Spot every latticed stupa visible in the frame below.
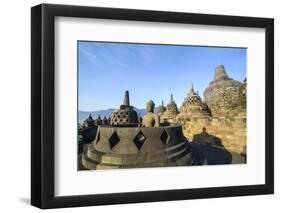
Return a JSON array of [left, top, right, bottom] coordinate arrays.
[[161, 94, 179, 122], [83, 114, 95, 128], [95, 115, 102, 125], [177, 83, 210, 120], [110, 90, 138, 125], [203, 65, 245, 117], [102, 116, 109, 125], [79, 114, 99, 151]]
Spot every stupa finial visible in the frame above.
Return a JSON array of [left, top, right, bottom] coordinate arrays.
[[214, 65, 229, 81], [89, 113, 93, 119], [123, 90, 130, 106], [170, 94, 174, 102], [190, 82, 194, 93]]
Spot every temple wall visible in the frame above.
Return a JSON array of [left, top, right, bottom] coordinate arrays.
[[179, 111, 246, 154], [174, 66, 247, 155]]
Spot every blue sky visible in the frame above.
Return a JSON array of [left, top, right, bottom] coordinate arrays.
[[78, 41, 246, 111]]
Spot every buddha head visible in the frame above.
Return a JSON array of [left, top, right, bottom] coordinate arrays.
[[146, 100, 155, 113]]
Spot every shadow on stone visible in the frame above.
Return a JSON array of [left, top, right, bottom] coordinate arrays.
[[78, 125, 98, 154], [191, 127, 233, 165]]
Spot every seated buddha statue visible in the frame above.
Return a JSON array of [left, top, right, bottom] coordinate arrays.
[[142, 100, 160, 127]]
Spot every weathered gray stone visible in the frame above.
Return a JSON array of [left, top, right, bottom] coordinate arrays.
[[81, 124, 195, 170], [110, 90, 139, 126]]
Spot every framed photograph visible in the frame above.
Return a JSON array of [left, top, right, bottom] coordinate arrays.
[[31, 3, 274, 209]]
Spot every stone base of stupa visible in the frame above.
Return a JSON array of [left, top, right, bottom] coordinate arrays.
[[80, 124, 198, 170]]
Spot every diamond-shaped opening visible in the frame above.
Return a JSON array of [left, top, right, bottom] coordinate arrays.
[[109, 132, 120, 149], [160, 130, 169, 145], [133, 131, 146, 150], [96, 131, 100, 144]]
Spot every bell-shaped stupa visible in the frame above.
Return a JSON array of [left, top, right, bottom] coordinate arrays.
[[83, 114, 95, 128], [177, 83, 210, 120], [160, 94, 179, 123], [110, 90, 138, 125], [157, 100, 166, 116], [203, 65, 245, 117]]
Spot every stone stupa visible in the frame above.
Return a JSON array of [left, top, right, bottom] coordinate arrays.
[[81, 91, 198, 170], [157, 100, 166, 116], [160, 94, 179, 123], [177, 83, 210, 120], [203, 65, 245, 117], [83, 114, 95, 128], [110, 90, 138, 126]]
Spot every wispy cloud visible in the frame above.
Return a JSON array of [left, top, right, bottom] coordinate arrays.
[[79, 42, 158, 71], [80, 47, 99, 64], [78, 42, 247, 111]]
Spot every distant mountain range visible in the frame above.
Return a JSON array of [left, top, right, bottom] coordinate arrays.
[[79, 107, 156, 123]]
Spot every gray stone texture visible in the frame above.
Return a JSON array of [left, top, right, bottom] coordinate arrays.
[[81, 125, 194, 170]]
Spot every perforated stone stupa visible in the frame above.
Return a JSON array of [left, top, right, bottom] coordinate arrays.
[[110, 90, 138, 126], [203, 65, 245, 117], [82, 114, 95, 128], [161, 94, 179, 123], [157, 100, 166, 116], [177, 83, 210, 120]]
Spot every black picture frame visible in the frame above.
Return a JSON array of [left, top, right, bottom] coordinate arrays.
[[31, 3, 274, 209]]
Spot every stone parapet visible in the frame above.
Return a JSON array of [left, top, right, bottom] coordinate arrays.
[[181, 112, 246, 154], [81, 124, 197, 170]]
